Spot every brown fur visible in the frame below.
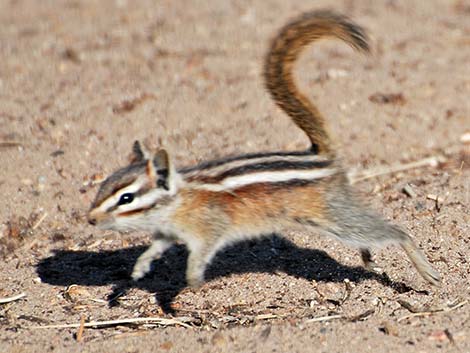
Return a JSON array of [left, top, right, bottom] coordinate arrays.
[[173, 180, 331, 233]]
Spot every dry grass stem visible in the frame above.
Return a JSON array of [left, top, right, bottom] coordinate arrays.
[[0, 141, 23, 148], [349, 155, 446, 184], [32, 212, 48, 230], [76, 315, 86, 342], [29, 316, 196, 329], [397, 300, 468, 323], [0, 292, 26, 304], [255, 314, 278, 320], [305, 314, 343, 323]]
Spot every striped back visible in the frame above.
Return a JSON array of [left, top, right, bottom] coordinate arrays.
[[180, 151, 337, 191]]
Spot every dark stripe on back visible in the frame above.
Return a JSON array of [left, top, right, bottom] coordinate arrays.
[[234, 177, 328, 192], [213, 159, 333, 182], [179, 149, 316, 174]]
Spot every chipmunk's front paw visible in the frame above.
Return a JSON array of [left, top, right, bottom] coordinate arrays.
[[131, 268, 146, 281], [131, 260, 152, 281], [186, 274, 204, 289]]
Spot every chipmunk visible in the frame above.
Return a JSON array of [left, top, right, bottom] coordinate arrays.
[[87, 10, 440, 288]]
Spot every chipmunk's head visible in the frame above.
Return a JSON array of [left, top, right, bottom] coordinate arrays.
[[87, 141, 181, 232]]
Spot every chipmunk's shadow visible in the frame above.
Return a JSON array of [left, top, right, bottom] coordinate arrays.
[[36, 235, 408, 313]]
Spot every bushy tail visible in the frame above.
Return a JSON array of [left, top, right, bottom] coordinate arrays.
[[264, 10, 369, 157]]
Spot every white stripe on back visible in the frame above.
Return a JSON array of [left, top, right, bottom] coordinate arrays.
[[182, 154, 330, 179], [193, 168, 337, 191]]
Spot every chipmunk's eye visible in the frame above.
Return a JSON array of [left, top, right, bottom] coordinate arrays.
[[118, 193, 134, 205]]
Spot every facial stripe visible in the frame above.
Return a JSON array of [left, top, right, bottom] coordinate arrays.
[[92, 178, 136, 208], [90, 160, 149, 208], [110, 187, 165, 212], [117, 193, 175, 216], [194, 168, 337, 191], [95, 176, 149, 212], [118, 203, 157, 217]]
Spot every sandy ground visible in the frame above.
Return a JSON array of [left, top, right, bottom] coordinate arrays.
[[1, 0, 469, 352]]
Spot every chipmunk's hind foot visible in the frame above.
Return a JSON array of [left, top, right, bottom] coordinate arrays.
[[400, 240, 441, 286]]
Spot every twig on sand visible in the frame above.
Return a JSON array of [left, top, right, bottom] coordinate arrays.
[[29, 316, 197, 330], [397, 300, 468, 323], [255, 314, 278, 321], [76, 315, 86, 342], [305, 314, 343, 323], [349, 155, 446, 184], [0, 292, 26, 304], [0, 141, 23, 148], [32, 212, 48, 230], [347, 309, 375, 322], [305, 308, 375, 324]]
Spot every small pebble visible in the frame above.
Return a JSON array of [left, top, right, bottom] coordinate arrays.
[[402, 183, 417, 198]]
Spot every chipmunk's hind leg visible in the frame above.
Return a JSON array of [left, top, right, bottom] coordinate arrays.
[[364, 222, 440, 286], [185, 239, 218, 288], [345, 215, 440, 285], [326, 186, 440, 285], [354, 221, 440, 285]]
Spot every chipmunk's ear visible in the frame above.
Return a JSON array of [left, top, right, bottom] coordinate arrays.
[[153, 149, 170, 170], [152, 149, 176, 191], [130, 140, 151, 163]]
